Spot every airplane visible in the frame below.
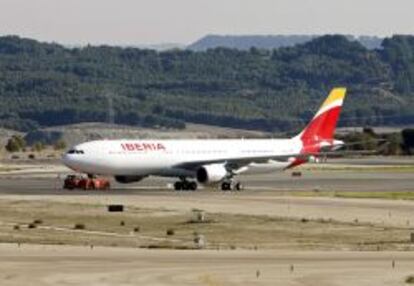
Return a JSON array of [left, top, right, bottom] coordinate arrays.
[[62, 87, 347, 191]]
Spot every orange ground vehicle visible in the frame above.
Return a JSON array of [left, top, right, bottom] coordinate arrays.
[[63, 175, 111, 190]]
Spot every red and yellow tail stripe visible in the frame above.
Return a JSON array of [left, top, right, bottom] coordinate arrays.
[[287, 88, 347, 169], [313, 88, 346, 119], [300, 88, 347, 144]]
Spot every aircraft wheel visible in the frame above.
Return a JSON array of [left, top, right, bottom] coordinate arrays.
[[189, 181, 198, 191], [182, 181, 190, 191], [235, 182, 243, 191], [221, 182, 231, 191], [174, 181, 183, 191]]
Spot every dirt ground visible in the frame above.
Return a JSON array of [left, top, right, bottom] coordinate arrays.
[[0, 157, 414, 285], [0, 244, 413, 286], [0, 198, 413, 251]]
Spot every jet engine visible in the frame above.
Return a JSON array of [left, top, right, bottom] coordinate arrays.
[[196, 164, 228, 184], [114, 175, 145, 184]]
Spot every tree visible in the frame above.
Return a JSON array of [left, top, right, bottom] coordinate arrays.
[[5, 135, 26, 152], [0, 35, 414, 132], [54, 139, 67, 150], [13, 135, 26, 149], [5, 138, 20, 152], [33, 142, 45, 152]]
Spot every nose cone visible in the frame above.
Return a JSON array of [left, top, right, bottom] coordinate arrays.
[[62, 145, 86, 172], [62, 153, 69, 166], [62, 153, 79, 172]]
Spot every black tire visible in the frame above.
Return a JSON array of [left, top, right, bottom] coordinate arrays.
[[189, 182, 198, 191], [221, 182, 230, 191], [182, 181, 190, 191], [235, 182, 243, 191], [174, 181, 183, 191]]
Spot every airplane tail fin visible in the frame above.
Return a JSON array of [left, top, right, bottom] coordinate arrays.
[[296, 88, 347, 148]]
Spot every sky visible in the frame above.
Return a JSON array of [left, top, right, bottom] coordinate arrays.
[[0, 0, 412, 46]]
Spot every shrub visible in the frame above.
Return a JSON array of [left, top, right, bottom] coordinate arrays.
[[5, 135, 26, 153], [406, 276, 414, 284], [166, 228, 175, 236], [5, 138, 20, 152], [54, 139, 67, 150], [74, 223, 85, 230], [33, 142, 45, 152], [27, 223, 36, 229]]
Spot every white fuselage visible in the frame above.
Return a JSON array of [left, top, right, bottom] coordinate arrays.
[[61, 88, 347, 184], [62, 138, 304, 178]]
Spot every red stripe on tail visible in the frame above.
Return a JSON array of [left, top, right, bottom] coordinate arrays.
[[286, 88, 346, 169], [301, 106, 342, 147]]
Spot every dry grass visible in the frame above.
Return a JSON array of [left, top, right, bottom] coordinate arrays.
[[291, 190, 414, 201], [0, 199, 412, 251]]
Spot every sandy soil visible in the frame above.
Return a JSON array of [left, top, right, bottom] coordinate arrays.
[[0, 158, 413, 285], [1, 197, 412, 251], [0, 244, 413, 286], [4, 191, 413, 228]]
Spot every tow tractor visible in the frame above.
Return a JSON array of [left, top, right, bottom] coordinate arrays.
[[63, 175, 111, 190]]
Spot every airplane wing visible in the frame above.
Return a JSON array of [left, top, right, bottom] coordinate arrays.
[[173, 153, 309, 171], [174, 143, 385, 171]]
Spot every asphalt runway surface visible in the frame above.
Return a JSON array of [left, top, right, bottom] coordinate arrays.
[[1, 161, 414, 228], [1, 156, 413, 195], [0, 168, 413, 195]]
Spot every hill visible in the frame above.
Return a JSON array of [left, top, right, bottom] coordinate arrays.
[[0, 34, 414, 133], [26, 123, 269, 147], [187, 35, 383, 51]]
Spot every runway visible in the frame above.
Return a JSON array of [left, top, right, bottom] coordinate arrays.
[[0, 167, 413, 195], [1, 159, 414, 226]]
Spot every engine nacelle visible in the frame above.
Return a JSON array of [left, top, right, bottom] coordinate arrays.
[[196, 164, 228, 184], [114, 175, 145, 184]]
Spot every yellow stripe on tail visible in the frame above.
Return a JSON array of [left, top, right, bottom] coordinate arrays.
[[320, 88, 347, 110]]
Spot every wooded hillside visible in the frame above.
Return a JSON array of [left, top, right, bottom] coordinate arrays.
[[0, 35, 413, 132]]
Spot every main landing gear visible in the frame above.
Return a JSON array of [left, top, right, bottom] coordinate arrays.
[[173, 178, 243, 192], [174, 179, 198, 191], [220, 180, 243, 191]]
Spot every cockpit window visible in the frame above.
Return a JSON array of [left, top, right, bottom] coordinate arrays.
[[67, 149, 84, 154]]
